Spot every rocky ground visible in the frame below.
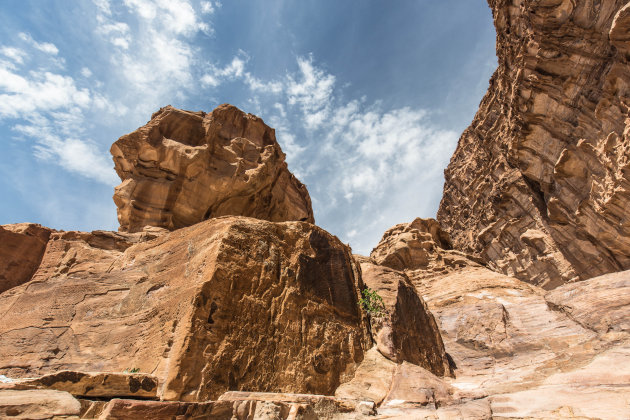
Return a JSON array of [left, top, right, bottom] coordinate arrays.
[[1, 0, 630, 418]]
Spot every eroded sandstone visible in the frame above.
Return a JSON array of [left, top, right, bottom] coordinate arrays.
[[438, 0, 630, 288], [111, 104, 314, 232], [356, 218, 630, 418], [0, 217, 370, 401]]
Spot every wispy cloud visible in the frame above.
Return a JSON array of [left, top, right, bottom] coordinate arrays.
[[18, 32, 59, 55], [198, 53, 457, 253], [286, 56, 336, 130]]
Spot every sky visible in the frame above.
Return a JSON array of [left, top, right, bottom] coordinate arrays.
[[0, 0, 496, 255]]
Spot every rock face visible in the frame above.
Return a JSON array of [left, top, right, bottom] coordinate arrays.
[[0, 217, 369, 401], [356, 257, 451, 376], [346, 218, 630, 418], [111, 104, 314, 232], [438, 0, 630, 288], [0, 223, 51, 294]]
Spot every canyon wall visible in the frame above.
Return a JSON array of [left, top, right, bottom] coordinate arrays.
[[438, 0, 630, 288]]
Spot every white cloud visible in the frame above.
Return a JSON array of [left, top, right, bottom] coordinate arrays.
[[13, 115, 117, 185], [286, 56, 335, 130], [0, 68, 91, 118], [200, 1, 215, 14], [245, 73, 283, 94], [18, 33, 59, 55], [200, 73, 220, 87], [219, 55, 458, 254], [80, 67, 93, 78], [92, 0, 211, 118], [0, 47, 27, 64]]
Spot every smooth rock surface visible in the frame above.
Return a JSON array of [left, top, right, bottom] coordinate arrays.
[[0, 217, 370, 401], [350, 219, 630, 418], [111, 104, 314, 232], [438, 0, 630, 288], [412, 265, 630, 419], [0, 389, 81, 419], [95, 398, 234, 420]]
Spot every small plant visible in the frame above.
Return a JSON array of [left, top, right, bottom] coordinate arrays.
[[123, 368, 140, 373], [359, 287, 385, 317]]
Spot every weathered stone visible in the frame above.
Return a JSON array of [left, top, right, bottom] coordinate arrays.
[[334, 347, 397, 406], [545, 269, 630, 334], [0, 223, 51, 294], [0, 389, 81, 419], [0, 371, 158, 400], [96, 399, 234, 420], [370, 218, 482, 276], [0, 217, 369, 401], [438, 0, 630, 288], [218, 391, 367, 416], [111, 104, 314, 232], [357, 258, 451, 376], [335, 347, 456, 412], [412, 265, 630, 418]]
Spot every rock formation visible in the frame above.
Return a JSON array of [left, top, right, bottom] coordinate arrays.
[[0, 217, 370, 401], [356, 217, 630, 418], [438, 0, 630, 288], [355, 256, 452, 377], [111, 104, 314, 232]]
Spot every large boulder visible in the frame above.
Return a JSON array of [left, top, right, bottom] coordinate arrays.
[[0, 217, 370, 401], [111, 104, 314, 232], [438, 0, 630, 288]]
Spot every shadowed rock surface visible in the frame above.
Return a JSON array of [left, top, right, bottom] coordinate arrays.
[[438, 0, 630, 288], [111, 104, 314, 233], [0, 217, 370, 402], [0, 223, 51, 294]]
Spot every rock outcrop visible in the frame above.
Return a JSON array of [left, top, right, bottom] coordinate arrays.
[[111, 104, 314, 232], [355, 257, 451, 377], [0, 217, 370, 401], [438, 0, 630, 288]]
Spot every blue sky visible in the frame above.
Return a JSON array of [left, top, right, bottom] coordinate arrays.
[[0, 0, 496, 255]]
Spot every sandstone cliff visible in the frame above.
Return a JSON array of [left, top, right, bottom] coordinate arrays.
[[111, 104, 314, 232], [438, 0, 630, 288]]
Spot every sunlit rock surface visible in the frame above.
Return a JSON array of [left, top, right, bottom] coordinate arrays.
[[438, 0, 630, 288], [111, 104, 314, 232], [0, 217, 370, 402], [354, 217, 630, 419]]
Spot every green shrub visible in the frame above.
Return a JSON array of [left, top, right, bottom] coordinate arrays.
[[359, 287, 385, 317]]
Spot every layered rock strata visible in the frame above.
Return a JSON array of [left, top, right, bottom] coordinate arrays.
[[438, 0, 630, 288], [360, 218, 630, 418], [111, 104, 314, 232], [0, 217, 370, 401]]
